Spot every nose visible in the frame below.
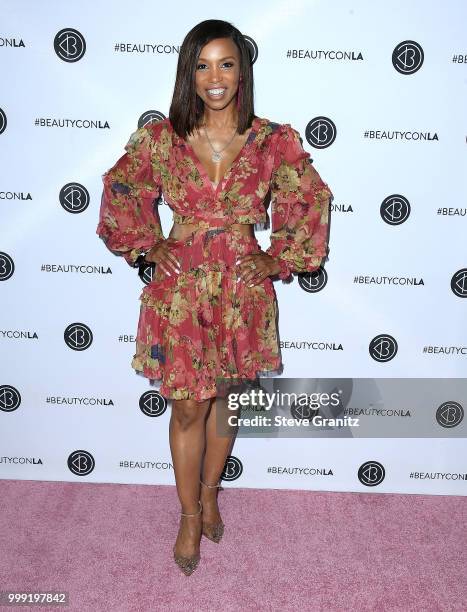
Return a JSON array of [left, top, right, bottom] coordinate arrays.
[[209, 66, 222, 83]]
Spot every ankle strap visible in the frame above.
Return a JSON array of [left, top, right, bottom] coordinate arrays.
[[180, 500, 202, 517], [200, 479, 222, 489]]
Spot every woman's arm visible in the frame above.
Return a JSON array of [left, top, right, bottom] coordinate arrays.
[[96, 125, 165, 267], [266, 123, 333, 281]]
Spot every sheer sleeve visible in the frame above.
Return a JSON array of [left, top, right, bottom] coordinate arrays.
[[96, 125, 164, 267], [265, 123, 333, 281]]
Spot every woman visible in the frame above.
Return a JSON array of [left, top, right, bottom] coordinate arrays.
[[96, 19, 333, 575]]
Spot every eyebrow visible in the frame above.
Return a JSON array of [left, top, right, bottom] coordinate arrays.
[[197, 55, 236, 62]]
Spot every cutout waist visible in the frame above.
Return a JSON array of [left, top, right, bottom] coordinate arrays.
[[169, 213, 255, 241]]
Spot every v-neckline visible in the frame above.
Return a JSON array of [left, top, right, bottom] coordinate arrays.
[[171, 116, 260, 195]]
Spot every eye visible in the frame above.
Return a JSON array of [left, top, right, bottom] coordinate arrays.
[[196, 61, 235, 70]]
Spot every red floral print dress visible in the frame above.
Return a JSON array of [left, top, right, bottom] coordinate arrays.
[[96, 116, 333, 401]]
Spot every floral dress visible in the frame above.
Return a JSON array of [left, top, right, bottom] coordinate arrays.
[[96, 116, 333, 401]]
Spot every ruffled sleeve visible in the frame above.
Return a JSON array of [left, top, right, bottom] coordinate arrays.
[[96, 125, 164, 267], [265, 123, 333, 281]]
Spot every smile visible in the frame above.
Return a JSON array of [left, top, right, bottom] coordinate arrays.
[[206, 88, 226, 97]]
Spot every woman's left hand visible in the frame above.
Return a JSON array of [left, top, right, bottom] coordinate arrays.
[[236, 252, 281, 287]]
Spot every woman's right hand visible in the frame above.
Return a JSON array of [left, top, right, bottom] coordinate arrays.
[[145, 238, 181, 276]]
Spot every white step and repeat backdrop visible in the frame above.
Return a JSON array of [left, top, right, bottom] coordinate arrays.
[[1, 0, 466, 495]]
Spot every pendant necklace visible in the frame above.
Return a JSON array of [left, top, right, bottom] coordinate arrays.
[[202, 123, 238, 162]]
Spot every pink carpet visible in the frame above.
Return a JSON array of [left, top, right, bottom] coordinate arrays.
[[0, 480, 465, 611]]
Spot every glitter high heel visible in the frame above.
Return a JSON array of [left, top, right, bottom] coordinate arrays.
[[172, 500, 202, 576], [200, 479, 225, 543]]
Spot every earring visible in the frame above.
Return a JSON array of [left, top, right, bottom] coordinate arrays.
[[236, 76, 243, 111]]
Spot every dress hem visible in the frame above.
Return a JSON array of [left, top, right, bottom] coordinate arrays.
[[131, 362, 284, 402]]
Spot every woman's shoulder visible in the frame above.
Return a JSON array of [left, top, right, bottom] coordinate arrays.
[[127, 118, 172, 154], [254, 117, 302, 158], [255, 115, 299, 140], [145, 116, 171, 138], [255, 115, 281, 133], [125, 118, 169, 148]]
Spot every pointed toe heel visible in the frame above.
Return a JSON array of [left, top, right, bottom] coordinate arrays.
[[173, 500, 202, 576], [202, 520, 225, 543], [173, 546, 201, 576]]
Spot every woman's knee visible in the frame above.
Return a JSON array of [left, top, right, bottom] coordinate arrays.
[[171, 398, 210, 430]]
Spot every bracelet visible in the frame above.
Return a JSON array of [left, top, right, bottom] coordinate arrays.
[[132, 238, 165, 268]]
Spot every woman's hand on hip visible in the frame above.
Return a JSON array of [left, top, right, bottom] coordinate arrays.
[[236, 252, 281, 287], [145, 238, 181, 276]]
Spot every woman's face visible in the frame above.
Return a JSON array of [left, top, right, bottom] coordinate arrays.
[[195, 37, 241, 113]]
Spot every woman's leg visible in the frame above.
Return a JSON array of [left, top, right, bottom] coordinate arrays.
[[201, 396, 238, 525], [170, 398, 211, 558]]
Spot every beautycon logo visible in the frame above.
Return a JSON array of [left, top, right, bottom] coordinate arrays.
[[380, 194, 411, 225], [305, 117, 336, 149], [392, 40, 424, 75], [436, 401, 464, 428], [358, 460, 385, 486], [297, 267, 328, 293], [369, 334, 398, 362], [64, 323, 93, 351], [68, 450, 95, 476], [139, 391, 167, 417], [221, 456, 243, 482], [59, 183, 90, 213], [54, 28, 86, 62]]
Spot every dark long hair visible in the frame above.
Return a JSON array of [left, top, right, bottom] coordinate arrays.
[[169, 19, 255, 138]]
